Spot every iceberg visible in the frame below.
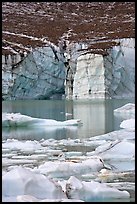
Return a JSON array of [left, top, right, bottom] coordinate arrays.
[[114, 103, 135, 119], [2, 103, 135, 202], [16, 195, 84, 202], [2, 166, 132, 202], [2, 112, 82, 127], [114, 103, 135, 114], [2, 166, 66, 200], [66, 176, 130, 202], [89, 140, 135, 161], [37, 156, 105, 178], [120, 118, 135, 130], [86, 128, 135, 141]]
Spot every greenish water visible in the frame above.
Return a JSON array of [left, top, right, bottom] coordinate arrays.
[[2, 98, 135, 202], [2, 98, 135, 140]]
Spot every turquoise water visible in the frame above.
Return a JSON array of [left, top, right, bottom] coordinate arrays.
[[2, 98, 134, 140], [2, 98, 135, 202]]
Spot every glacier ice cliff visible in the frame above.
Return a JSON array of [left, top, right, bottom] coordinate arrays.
[[73, 38, 135, 99], [2, 38, 135, 100], [2, 46, 65, 100]]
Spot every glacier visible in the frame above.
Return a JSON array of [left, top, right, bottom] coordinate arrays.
[[2, 38, 135, 100]]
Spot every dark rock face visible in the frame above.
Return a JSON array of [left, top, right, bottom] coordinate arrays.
[[2, 2, 135, 54]]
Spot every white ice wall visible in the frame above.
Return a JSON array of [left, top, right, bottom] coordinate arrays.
[[73, 53, 106, 99], [73, 38, 135, 99]]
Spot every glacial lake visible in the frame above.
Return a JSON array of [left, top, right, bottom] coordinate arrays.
[[2, 98, 135, 141], [2, 98, 135, 202]]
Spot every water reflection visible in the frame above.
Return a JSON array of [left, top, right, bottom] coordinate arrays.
[[2, 126, 78, 141], [73, 99, 114, 138], [2, 98, 134, 140]]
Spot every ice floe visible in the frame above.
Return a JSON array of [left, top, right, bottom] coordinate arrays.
[[114, 103, 135, 120], [114, 103, 135, 115], [2, 166, 67, 200], [2, 139, 42, 151], [2, 166, 130, 202], [35, 156, 105, 178], [16, 195, 84, 202], [88, 140, 135, 161], [120, 118, 135, 130], [96, 169, 135, 183], [85, 128, 135, 141], [65, 176, 130, 202], [2, 112, 82, 127], [2, 103, 135, 202]]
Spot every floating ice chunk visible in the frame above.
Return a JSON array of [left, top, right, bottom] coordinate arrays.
[[16, 195, 84, 202], [90, 140, 135, 160], [2, 166, 66, 199], [114, 103, 135, 119], [66, 176, 130, 202], [65, 151, 83, 158], [37, 156, 104, 178], [2, 195, 17, 202], [65, 112, 73, 116], [2, 112, 36, 127], [2, 157, 37, 167], [107, 160, 135, 172], [2, 139, 41, 152], [36, 118, 82, 126], [120, 118, 135, 130], [97, 169, 135, 183], [92, 140, 120, 154], [87, 129, 135, 141], [16, 195, 40, 202], [2, 112, 82, 127], [106, 181, 135, 193], [114, 103, 135, 114]]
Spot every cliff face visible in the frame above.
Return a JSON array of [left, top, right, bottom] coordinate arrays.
[[7, 46, 65, 100], [2, 2, 135, 100], [2, 38, 135, 100], [106, 38, 135, 99], [73, 38, 135, 99]]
